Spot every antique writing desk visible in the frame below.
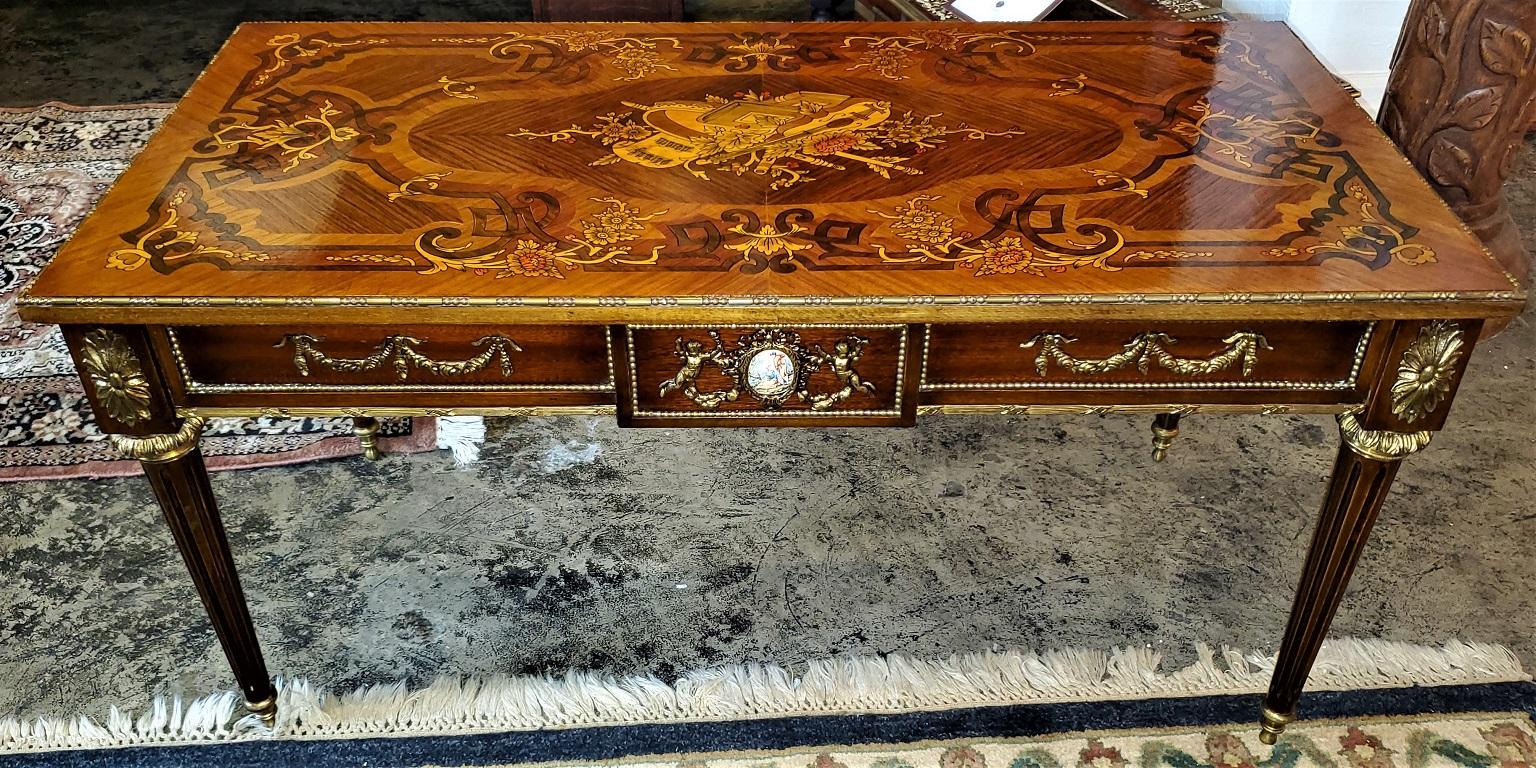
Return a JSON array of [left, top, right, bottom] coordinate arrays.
[[19, 21, 1525, 740]]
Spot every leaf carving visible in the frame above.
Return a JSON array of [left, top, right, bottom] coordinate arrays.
[[1427, 135, 1474, 188], [1444, 86, 1503, 130], [1480, 18, 1533, 76], [1417, 2, 1448, 55]]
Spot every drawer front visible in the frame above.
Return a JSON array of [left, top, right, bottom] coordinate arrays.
[[922, 322, 1376, 401], [618, 325, 917, 426], [167, 325, 612, 393]]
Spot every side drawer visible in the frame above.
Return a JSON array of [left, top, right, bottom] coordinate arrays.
[[617, 324, 918, 427], [164, 325, 612, 394], [921, 321, 1378, 406]]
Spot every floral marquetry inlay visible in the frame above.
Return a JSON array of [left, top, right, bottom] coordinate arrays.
[[510, 90, 1025, 190]]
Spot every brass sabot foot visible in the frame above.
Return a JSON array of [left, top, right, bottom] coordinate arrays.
[[1258, 705, 1294, 745], [352, 416, 382, 461], [246, 694, 278, 727], [1151, 413, 1180, 462]]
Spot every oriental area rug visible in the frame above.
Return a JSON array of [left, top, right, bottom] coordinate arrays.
[[0, 640, 1532, 767], [0, 103, 454, 480]]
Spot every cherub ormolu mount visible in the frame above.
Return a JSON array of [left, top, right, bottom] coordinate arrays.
[[660, 329, 876, 410]]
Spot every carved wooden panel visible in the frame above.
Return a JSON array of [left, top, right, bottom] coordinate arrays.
[[1380, 0, 1536, 287]]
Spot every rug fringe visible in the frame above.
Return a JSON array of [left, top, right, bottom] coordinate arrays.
[[435, 415, 486, 466], [1, 638, 1525, 753]]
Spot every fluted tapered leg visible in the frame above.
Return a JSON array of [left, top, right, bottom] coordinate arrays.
[[132, 429, 277, 724], [1259, 413, 1428, 743]]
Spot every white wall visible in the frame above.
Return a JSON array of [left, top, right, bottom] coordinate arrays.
[[1224, 0, 1413, 114]]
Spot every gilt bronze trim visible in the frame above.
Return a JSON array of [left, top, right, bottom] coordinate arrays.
[[1336, 411, 1432, 461], [916, 403, 1355, 416], [19, 289, 1526, 312], [1022, 331, 1272, 377], [78, 328, 154, 425], [279, 333, 522, 379], [178, 406, 617, 419], [1390, 320, 1465, 423], [108, 416, 207, 464]]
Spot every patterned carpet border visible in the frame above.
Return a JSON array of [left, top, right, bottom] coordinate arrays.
[[0, 101, 443, 480], [0, 681, 1531, 768]]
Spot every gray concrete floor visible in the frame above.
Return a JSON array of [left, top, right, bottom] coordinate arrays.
[[0, 1, 1532, 721]]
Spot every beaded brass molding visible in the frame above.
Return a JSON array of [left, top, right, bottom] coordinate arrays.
[[179, 403, 1358, 420], [109, 416, 207, 463], [281, 333, 521, 379], [627, 324, 907, 418], [1022, 331, 1271, 377], [915, 403, 1358, 416], [18, 289, 1526, 312], [1336, 411, 1432, 461], [165, 328, 616, 393], [1390, 320, 1465, 424], [78, 328, 154, 425], [179, 406, 617, 419], [920, 324, 1375, 391]]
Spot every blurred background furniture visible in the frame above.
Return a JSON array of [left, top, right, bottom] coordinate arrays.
[[533, 0, 685, 20]]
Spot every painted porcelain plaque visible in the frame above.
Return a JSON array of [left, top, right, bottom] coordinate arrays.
[[745, 349, 797, 400]]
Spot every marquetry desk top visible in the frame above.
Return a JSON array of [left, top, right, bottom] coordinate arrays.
[[18, 21, 1525, 326]]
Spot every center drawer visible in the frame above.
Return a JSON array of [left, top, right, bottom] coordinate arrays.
[[615, 324, 919, 427]]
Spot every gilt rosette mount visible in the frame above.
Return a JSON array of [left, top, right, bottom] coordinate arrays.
[[659, 329, 877, 411]]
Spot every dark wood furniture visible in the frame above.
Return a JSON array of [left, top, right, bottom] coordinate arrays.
[[1381, 0, 1536, 289], [20, 21, 1524, 741]]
